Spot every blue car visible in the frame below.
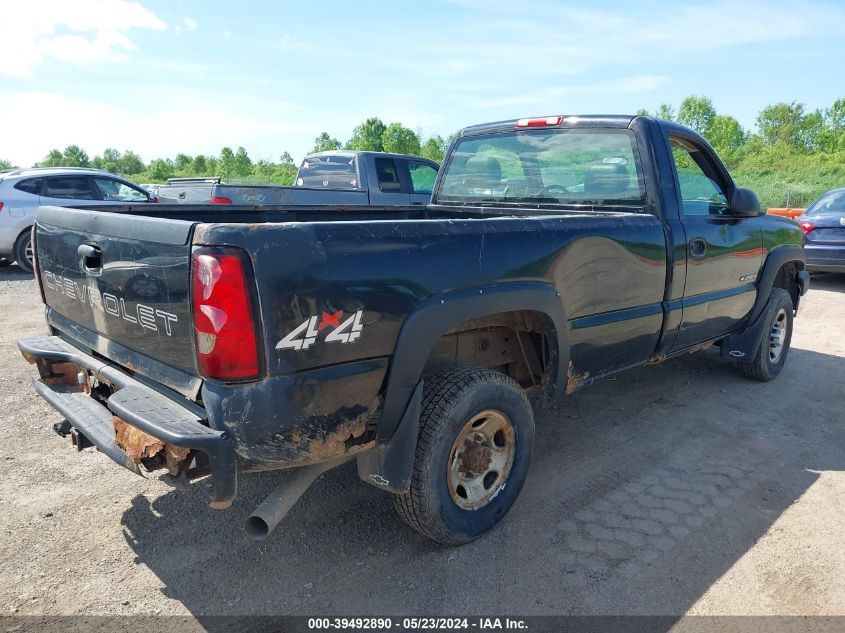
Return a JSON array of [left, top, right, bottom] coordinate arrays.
[[798, 188, 845, 273]]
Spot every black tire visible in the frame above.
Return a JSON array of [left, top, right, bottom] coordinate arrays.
[[739, 287, 793, 381], [0, 258, 11, 268], [393, 367, 535, 544], [14, 231, 33, 273]]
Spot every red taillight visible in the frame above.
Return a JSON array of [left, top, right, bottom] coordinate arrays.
[[211, 196, 232, 205], [515, 116, 563, 128], [799, 221, 814, 234], [191, 248, 260, 380], [0, 202, 4, 213]]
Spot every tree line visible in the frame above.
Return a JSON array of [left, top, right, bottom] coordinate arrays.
[[0, 117, 447, 187], [2, 101, 843, 208]]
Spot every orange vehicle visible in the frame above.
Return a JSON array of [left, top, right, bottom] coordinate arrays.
[[767, 207, 805, 219]]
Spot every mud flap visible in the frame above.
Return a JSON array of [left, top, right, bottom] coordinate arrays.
[[356, 380, 423, 493], [720, 296, 777, 361]]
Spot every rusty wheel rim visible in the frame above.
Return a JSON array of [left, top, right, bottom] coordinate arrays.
[[447, 409, 516, 510]]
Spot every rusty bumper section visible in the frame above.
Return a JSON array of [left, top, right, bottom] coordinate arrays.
[[18, 335, 237, 509]]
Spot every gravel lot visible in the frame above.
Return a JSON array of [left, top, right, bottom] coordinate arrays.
[[1, 265, 843, 622]]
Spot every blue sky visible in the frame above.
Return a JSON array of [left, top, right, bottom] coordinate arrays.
[[1, 0, 844, 167]]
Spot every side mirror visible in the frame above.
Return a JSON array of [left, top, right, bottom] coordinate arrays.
[[729, 187, 761, 217]]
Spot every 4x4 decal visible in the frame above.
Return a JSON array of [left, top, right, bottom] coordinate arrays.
[[276, 310, 364, 351]]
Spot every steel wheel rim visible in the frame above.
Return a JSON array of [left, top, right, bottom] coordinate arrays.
[[24, 240, 34, 267], [447, 409, 516, 510], [768, 307, 788, 364]]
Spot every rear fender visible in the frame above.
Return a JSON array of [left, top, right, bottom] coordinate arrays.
[[362, 281, 567, 493], [378, 281, 567, 442], [748, 245, 805, 322]]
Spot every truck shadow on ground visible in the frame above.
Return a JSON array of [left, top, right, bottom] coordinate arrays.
[[121, 346, 845, 623], [0, 264, 32, 279], [808, 272, 845, 293]]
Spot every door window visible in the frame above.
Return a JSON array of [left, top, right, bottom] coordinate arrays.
[[669, 138, 729, 216], [375, 158, 402, 192], [408, 161, 438, 194], [43, 176, 96, 200], [94, 178, 149, 202]]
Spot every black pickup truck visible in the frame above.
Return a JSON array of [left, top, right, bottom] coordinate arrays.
[[19, 115, 808, 545]]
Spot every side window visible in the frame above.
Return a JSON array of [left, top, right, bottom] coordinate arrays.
[[43, 176, 96, 200], [670, 138, 729, 216], [375, 158, 401, 192], [94, 178, 149, 202], [14, 178, 43, 195], [408, 161, 438, 194]]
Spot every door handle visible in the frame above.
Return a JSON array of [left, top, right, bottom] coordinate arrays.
[[689, 238, 707, 258], [78, 243, 102, 273]]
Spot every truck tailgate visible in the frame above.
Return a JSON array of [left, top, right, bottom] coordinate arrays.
[[36, 206, 198, 376]]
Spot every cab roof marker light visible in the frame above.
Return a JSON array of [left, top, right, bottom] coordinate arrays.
[[515, 116, 563, 128]]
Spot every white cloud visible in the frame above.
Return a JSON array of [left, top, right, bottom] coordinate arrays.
[[183, 17, 198, 31], [0, 0, 166, 76]]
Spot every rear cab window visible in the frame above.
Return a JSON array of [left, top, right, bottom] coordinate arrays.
[[437, 128, 646, 208], [296, 155, 359, 189], [375, 158, 402, 192]]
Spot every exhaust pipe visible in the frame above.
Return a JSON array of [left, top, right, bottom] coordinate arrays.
[[245, 456, 351, 540]]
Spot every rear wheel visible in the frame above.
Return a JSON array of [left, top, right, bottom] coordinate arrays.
[[739, 287, 793, 381], [393, 367, 535, 544], [14, 231, 33, 273]]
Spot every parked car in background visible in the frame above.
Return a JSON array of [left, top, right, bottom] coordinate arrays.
[[0, 167, 155, 272], [797, 188, 845, 273], [154, 151, 439, 206]]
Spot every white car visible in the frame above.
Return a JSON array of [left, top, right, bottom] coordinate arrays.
[[0, 167, 155, 272]]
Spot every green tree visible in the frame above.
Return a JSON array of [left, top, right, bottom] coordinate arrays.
[[148, 158, 174, 182], [312, 133, 342, 153], [189, 154, 208, 175], [655, 103, 675, 121], [382, 123, 420, 155], [0, 158, 13, 169], [677, 96, 716, 135], [174, 153, 192, 171], [705, 115, 746, 157], [61, 144, 90, 167], [219, 147, 235, 178], [98, 147, 121, 173], [828, 98, 845, 129], [421, 135, 447, 162], [756, 102, 805, 147], [40, 149, 64, 167], [119, 150, 145, 175], [799, 109, 826, 151], [347, 117, 386, 151], [273, 151, 298, 185], [232, 146, 252, 177]]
